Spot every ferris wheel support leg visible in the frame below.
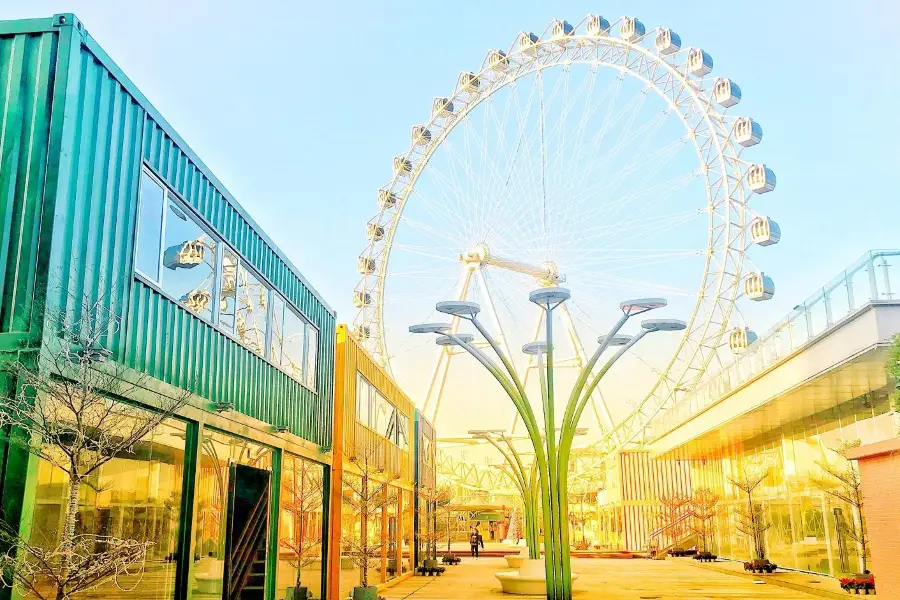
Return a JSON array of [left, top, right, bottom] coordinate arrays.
[[423, 266, 474, 423], [558, 303, 620, 442], [509, 310, 545, 435], [475, 269, 519, 376]]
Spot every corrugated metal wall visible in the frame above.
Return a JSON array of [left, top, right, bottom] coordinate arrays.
[[618, 451, 694, 550], [334, 324, 416, 485], [0, 28, 57, 339], [22, 16, 334, 446]]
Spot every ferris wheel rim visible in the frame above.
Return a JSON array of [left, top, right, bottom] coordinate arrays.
[[356, 17, 758, 438]]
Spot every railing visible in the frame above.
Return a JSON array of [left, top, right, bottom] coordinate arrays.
[[648, 249, 900, 440]]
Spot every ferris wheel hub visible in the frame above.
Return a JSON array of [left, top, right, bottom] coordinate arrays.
[[459, 243, 565, 284]]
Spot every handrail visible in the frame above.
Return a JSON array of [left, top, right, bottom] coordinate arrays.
[[649, 249, 900, 440]]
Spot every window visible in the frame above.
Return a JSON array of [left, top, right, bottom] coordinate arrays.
[[134, 167, 318, 389], [235, 264, 269, 356], [373, 392, 390, 436], [305, 325, 318, 388], [272, 292, 318, 387], [219, 248, 238, 334], [161, 201, 217, 321], [135, 172, 165, 278], [355, 373, 408, 448], [356, 373, 371, 426], [136, 170, 218, 322]]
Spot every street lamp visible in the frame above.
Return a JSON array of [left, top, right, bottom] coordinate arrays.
[[411, 288, 684, 600]]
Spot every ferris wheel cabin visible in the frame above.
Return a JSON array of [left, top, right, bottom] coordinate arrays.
[[488, 49, 509, 71], [728, 327, 759, 353], [393, 156, 412, 177], [620, 17, 646, 42], [353, 291, 373, 308], [586, 14, 611, 36], [412, 125, 432, 146], [734, 117, 763, 147], [655, 28, 681, 55], [551, 19, 574, 43], [687, 48, 713, 76], [358, 256, 376, 275], [366, 223, 385, 242], [378, 189, 398, 209], [745, 273, 775, 301], [748, 164, 777, 194], [431, 97, 454, 119], [518, 31, 539, 53], [458, 72, 480, 93], [714, 78, 741, 108], [750, 217, 781, 246]]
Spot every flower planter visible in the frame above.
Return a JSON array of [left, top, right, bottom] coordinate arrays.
[[693, 552, 717, 563], [743, 559, 777, 574], [352, 586, 378, 600], [839, 575, 875, 594]]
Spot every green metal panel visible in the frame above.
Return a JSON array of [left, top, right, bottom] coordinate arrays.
[[0, 13, 335, 445], [0, 29, 58, 337]]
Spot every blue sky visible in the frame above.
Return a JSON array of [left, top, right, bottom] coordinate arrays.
[[5, 0, 898, 325], [4, 1, 900, 435]]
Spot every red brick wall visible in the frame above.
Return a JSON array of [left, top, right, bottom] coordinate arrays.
[[857, 452, 900, 599]]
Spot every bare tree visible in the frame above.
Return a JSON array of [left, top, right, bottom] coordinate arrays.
[[656, 492, 691, 547], [728, 465, 771, 561], [342, 445, 396, 590], [280, 459, 325, 599], [0, 297, 191, 600], [812, 439, 870, 573], [691, 488, 720, 553], [417, 484, 452, 561]]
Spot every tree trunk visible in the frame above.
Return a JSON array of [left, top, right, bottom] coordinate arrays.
[[360, 476, 368, 588], [57, 475, 83, 600]]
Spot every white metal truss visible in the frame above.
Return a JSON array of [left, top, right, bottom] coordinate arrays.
[[354, 14, 778, 462]]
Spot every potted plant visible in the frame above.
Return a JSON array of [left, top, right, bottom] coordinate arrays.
[[280, 458, 324, 600], [840, 574, 875, 594], [691, 488, 720, 564], [417, 484, 451, 574], [343, 446, 396, 600]]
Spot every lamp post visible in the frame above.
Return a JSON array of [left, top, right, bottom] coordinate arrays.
[[411, 289, 684, 600]]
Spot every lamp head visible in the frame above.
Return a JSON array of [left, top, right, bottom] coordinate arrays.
[[436, 300, 481, 318], [529, 287, 571, 308], [641, 318, 687, 332], [573, 427, 589, 436], [522, 341, 548, 355], [409, 323, 451, 334], [620, 298, 667, 315], [597, 333, 632, 346], [436, 333, 474, 346]]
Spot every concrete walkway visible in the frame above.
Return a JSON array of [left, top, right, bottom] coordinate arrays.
[[381, 557, 828, 599]]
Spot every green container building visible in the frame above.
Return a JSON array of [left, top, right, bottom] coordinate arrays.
[[0, 14, 335, 600]]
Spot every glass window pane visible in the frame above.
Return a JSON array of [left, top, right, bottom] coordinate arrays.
[[281, 308, 307, 380], [356, 374, 370, 427], [219, 249, 238, 334], [305, 325, 318, 389], [160, 200, 217, 321], [136, 172, 165, 280], [374, 394, 390, 438], [271, 294, 286, 364], [236, 265, 269, 356], [30, 414, 186, 600], [192, 429, 272, 598], [277, 456, 325, 600]]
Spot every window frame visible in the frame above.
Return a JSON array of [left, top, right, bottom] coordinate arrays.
[[133, 164, 318, 393], [354, 372, 409, 449]]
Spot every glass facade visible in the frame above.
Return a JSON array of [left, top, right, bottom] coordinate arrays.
[[29, 415, 187, 600], [277, 454, 326, 600], [598, 391, 895, 577]]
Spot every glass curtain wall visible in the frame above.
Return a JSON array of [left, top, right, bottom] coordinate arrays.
[[276, 454, 325, 600], [708, 397, 893, 575], [29, 415, 187, 600], [190, 429, 272, 598]]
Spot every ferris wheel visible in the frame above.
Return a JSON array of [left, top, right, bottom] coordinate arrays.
[[353, 15, 780, 451]]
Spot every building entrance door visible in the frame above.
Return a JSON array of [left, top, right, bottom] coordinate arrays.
[[223, 463, 271, 600]]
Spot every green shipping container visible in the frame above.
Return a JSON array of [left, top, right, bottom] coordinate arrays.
[[0, 11, 336, 568]]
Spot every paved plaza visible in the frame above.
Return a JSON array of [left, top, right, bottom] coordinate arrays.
[[381, 557, 831, 600]]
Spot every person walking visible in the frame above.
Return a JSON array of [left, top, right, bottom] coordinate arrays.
[[469, 528, 480, 558]]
